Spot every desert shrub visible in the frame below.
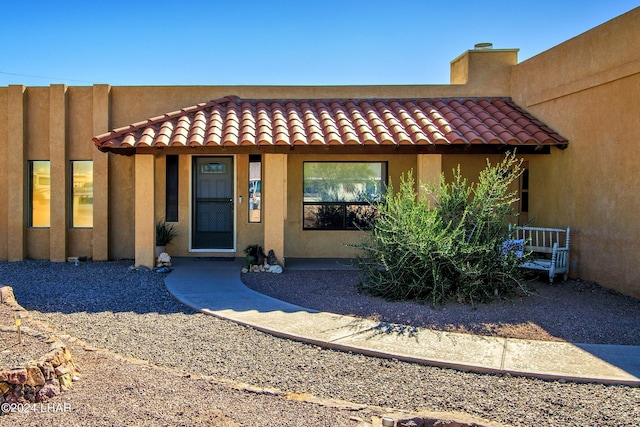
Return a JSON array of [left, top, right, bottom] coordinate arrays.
[[354, 152, 530, 306]]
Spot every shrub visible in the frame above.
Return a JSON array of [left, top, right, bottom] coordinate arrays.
[[354, 152, 530, 306], [244, 244, 264, 266], [156, 221, 178, 246]]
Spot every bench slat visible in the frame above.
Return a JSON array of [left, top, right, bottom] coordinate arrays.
[[509, 225, 570, 283]]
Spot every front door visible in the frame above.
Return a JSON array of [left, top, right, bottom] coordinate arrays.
[[192, 156, 234, 250]]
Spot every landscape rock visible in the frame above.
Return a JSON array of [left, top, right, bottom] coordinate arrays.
[[25, 362, 46, 386], [157, 252, 171, 265], [36, 380, 61, 401], [59, 373, 73, 391], [7, 368, 27, 384]]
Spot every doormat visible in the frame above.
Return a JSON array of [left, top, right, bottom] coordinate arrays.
[[194, 257, 236, 262]]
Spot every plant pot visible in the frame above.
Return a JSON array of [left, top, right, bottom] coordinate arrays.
[[155, 246, 167, 258]]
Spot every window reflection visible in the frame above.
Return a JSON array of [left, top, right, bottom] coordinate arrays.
[[71, 161, 93, 228], [302, 162, 386, 230], [249, 155, 261, 223], [30, 161, 50, 227]]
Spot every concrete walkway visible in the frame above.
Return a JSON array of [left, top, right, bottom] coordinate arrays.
[[164, 257, 640, 386]]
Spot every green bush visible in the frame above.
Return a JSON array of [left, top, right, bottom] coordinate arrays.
[[354, 152, 530, 306], [156, 221, 178, 246]]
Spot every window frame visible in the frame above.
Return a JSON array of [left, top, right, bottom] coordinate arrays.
[[28, 160, 51, 228], [302, 161, 387, 231], [165, 155, 179, 222], [248, 154, 262, 223], [70, 160, 94, 228]]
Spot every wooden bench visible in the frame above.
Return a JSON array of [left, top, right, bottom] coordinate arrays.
[[507, 226, 571, 283]]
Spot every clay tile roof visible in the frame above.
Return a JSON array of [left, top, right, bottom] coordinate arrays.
[[93, 96, 568, 153]]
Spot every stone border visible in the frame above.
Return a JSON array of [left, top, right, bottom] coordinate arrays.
[[0, 287, 80, 407]]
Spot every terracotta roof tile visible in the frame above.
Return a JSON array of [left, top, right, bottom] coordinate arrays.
[[93, 96, 568, 152]]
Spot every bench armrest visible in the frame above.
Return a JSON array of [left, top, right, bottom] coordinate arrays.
[[552, 245, 570, 268]]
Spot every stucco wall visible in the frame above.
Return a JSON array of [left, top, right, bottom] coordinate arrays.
[[108, 154, 135, 260], [1, 48, 517, 264], [511, 7, 640, 297], [284, 153, 417, 258], [0, 88, 7, 260], [156, 153, 265, 259], [2, 8, 639, 300]]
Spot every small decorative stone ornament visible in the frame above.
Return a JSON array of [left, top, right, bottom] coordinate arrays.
[[267, 250, 278, 265], [269, 265, 283, 274], [157, 252, 172, 266], [241, 250, 283, 273], [256, 247, 267, 266]]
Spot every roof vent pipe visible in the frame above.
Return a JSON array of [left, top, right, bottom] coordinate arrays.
[[474, 42, 493, 49]]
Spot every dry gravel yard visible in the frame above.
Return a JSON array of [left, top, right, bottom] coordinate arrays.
[[0, 260, 638, 427], [242, 269, 640, 345]]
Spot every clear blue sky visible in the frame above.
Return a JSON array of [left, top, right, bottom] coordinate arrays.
[[1, 1, 638, 86]]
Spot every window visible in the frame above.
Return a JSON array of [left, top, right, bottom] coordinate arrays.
[[303, 162, 386, 230], [29, 161, 51, 227], [518, 162, 529, 226], [249, 154, 261, 223], [71, 161, 93, 228], [166, 155, 179, 222]]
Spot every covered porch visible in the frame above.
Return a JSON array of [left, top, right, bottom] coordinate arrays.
[[93, 96, 567, 268]]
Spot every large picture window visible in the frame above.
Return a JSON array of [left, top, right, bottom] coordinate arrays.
[[29, 161, 51, 227], [71, 161, 93, 228], [303, 162, 386, 230]]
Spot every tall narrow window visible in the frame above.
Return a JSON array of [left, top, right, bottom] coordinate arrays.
[[29, 161, 51, 227], [71, 161, 93, 228], [248, 154, 261, 223], [166, 155, 179, 222], [518, 162, 529, 226]]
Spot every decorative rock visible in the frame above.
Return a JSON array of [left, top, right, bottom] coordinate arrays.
[[267, 249, 278, 265], [7, 368, 27, 385], [397, 418, 421, 427], [241, 267, 249, 273], [257, 247, 267, 265], [38, 361, 55, 381], [0, 286, 15, 304], [25, 363, 45, 387], [5, 386, 24, 403], [269, 265, 283, 274], [36, 380, 60, 402], [0, 285, 80, 405], [23, 385, 36, 402], [0, 382, 10, 395], [157, 252, 171, 264], [45, 347, 66, 366], [58, 373, 73, 391], [54, 362, 71, 376]]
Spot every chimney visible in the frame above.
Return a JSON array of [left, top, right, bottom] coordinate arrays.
[[449, 44, 519, 95]]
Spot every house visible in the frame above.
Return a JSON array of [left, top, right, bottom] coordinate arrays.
[[1, 7, 639, 299]]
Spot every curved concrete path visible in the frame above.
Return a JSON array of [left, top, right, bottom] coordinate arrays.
[[164, 258, 640, 386]]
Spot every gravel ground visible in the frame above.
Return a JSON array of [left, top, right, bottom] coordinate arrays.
[[242, 270, 640, 345], [0, 260, 639, 427]]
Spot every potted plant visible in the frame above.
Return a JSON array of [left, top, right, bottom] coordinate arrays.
[[244, 244, 264, 267], [156, 220, 178, 257]]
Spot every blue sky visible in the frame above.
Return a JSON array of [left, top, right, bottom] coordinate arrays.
[[1, 1, 638, 86]]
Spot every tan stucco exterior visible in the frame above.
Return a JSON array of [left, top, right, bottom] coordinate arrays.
[[1, 7, 639, 298], [508, 7, 640, 297]]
